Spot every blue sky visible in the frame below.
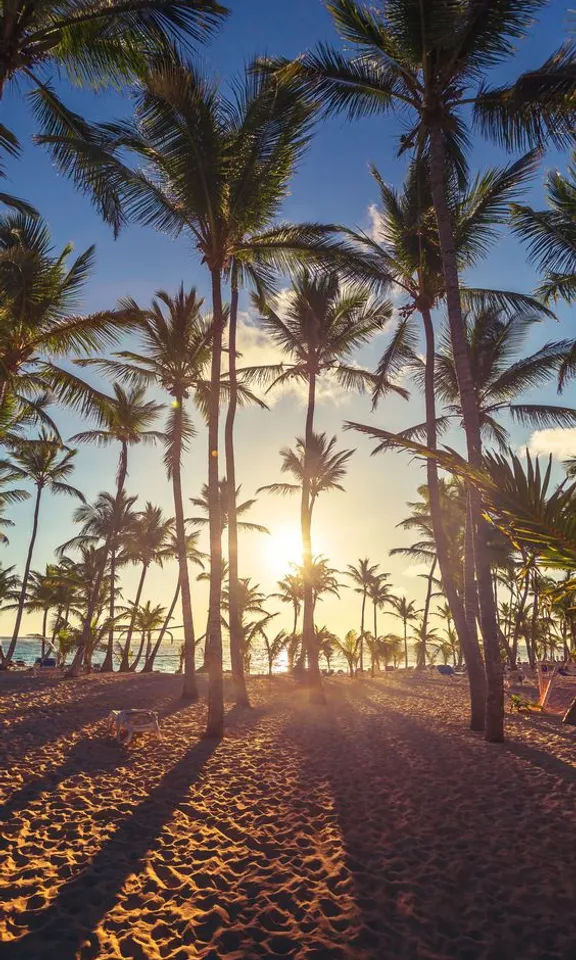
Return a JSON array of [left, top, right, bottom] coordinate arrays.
[[2, 0, 576, 639]]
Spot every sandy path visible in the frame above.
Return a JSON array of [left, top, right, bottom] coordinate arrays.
[[0, 673, 575, 959]]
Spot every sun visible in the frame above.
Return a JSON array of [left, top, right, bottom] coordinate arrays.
[[265, 526, 303, 575]]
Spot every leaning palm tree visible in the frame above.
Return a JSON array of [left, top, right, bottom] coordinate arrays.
[[66, 384, 163, 675], [274, 0, 576, 740], [249, 274, 390, 702], [0, 433, 84, 665], [345, 559, 380, 673]]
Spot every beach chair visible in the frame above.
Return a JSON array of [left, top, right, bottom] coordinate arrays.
[[436, 664, 458, 680], [107, 709, 162, 745], [32, 657, 61, 678]]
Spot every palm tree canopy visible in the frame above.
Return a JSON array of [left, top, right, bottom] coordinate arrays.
[[244, 271, 393, 397], [0, 212, 133, 419], [1, 432, 84, 499], [69, 383, 165, 451], [345, 557, 380, 593], [189, 478, 269, 534], [269, 0, 576, 175], [124, 502, 175, 567], [258, 432, 354, 503]]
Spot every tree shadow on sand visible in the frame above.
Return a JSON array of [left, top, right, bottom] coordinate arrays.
[[288, 680, 576, 959]]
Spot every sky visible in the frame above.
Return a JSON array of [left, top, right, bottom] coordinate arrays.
[[2, 0, 576, 641]]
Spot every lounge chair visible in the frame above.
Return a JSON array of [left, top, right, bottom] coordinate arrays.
[[436, 664, 457, 679], [32, 657, 61, 678], [107, 709, 162, 745]]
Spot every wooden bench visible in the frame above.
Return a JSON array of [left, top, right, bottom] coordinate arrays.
[[107, 709, 162, 745]]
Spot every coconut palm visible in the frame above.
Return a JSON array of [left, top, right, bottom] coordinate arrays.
[[47, 58, 330, 737], [367, 572, 393, 657], [276, 0, 576, 740], [345, 558, 380, 672], [2, 1, 226, 174], [61, 489, 138, 672], [126, 601, 168, 673], [337, 629, 360, 678], [0, 464, 30, 544], [269, 572, 304, 640], [0, 212, 130, 417], [511, 157, 576, 305], [119, 504, 175, 671], [66, 384, 163, 674], [249, 268, 390, 705], [190, 480, 269, 536], [379, 634, 403, 669], [261, 628, 289, 678], [0, 433, 83, 665], [388, 596, 420, 671]]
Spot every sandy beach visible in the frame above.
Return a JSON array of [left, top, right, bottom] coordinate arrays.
[[1, 672, 575, 960]]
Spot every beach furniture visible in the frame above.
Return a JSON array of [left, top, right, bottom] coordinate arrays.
[[436, 664, 457, 679], [562, 696, 576, 726], [107, 709, 162, 745], [32, 657, 61, 678]]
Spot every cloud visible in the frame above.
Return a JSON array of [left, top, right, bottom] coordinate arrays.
[[526, 428, 576, 460]]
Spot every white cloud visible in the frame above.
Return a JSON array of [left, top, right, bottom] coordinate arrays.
[[526, 428, 576, 460]]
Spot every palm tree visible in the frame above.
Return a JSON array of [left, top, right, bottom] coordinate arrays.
[[388, 597, 420, 671], [270, 572, 304, 641], [337, 630, 360, 678], [345, 559, 380, 673], [67, 384, 163, 675], [0, 565, 20, 661], [367, 572, 393, 657], [62, 489, 138, 672], [0, 433, 83, 665], [190, 480, 269, 536], [347, 154, 550, 725], [512, 157, 576, 306], [78, 286, 212, 698], [50, 60, 327, 737], [250, 266, 389, 704], [0, 212, 130, 416], [2, 2, 226, 168], [261, 629, 289, 678], [277, 0, 576, 740], [316, 625, 338, 673], [143, 530, 205, 673], [120, 504, 175, 671], [127, 601, 168, 673], [379, 634, 403, 670]]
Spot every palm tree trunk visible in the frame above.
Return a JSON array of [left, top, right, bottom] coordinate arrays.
[[205, 267, 226, 739], [171, 394, 198, 701], [373, 600, 377, 651], [69, 445, 128, 677], [143, 581, 180, 672], [420, 304, 486, 728], [132, 630, 147, 672], [420, 556, 437, 668], [360, 588, 366, 670], [3, 485, 43, 667], [123, 563, 148, 671], [225, 269, 250, 708], [41, 607, 48, 660], [301, 368, 324, 704], [403, 618, 408, 671], [100, 546, 116, 673], [428, 125, 503, 742]]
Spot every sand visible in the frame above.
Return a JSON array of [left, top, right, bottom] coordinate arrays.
[[0, 671, 575, 960]]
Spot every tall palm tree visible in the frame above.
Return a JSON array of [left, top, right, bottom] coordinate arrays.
[[347, 154, 555, 729], [345, 558, 380, 673], [120, 503, 175, 671], [251, 274, 390, 700], [78, 286, 212, 698], [0, 433, 83, 665], [389, 596, 420, 671], [61, 489, 138, 671], [0, 212, 129, 416], [48, 59, 329, 736], [276, 0, 576, 740], [67, 384, 163, 674]]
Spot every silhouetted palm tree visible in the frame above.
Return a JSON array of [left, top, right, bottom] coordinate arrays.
[[345, 558, 380, 673]]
